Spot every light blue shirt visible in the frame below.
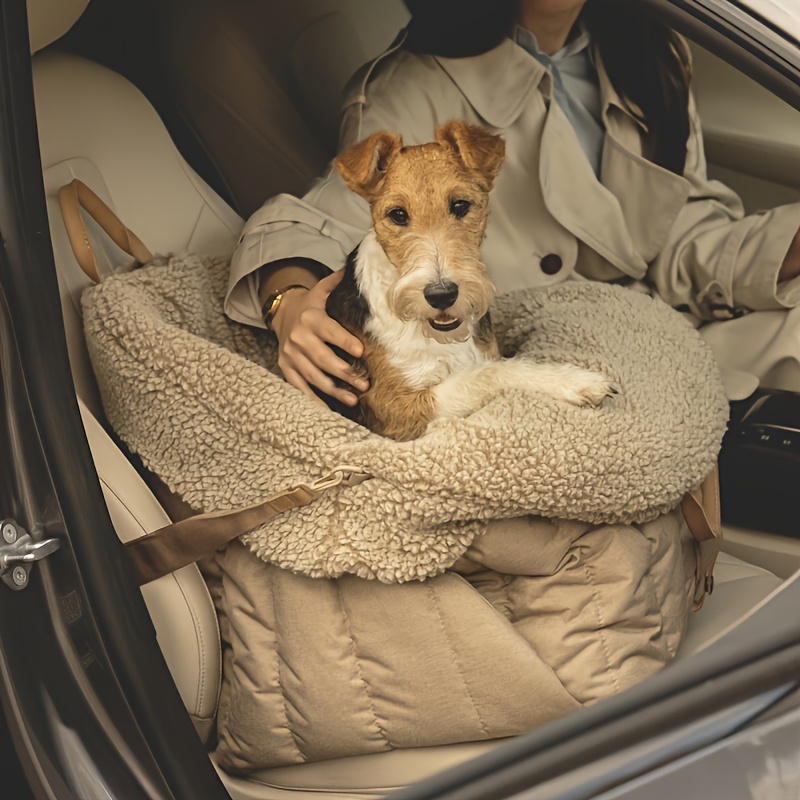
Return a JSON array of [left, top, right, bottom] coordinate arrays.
[[513, 24, 605, 176]]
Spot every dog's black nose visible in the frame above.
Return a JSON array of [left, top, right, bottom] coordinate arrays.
[[423, 281, 459, 310]]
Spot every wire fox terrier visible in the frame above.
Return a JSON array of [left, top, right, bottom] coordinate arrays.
[[325, 120, 613, 441]]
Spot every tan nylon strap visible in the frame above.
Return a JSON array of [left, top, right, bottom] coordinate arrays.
[[126, 467, 371, 586], [129, 463, 721, 594], [126, 485, 318, 585], [680, 466, 722, 611], [58, 179, 153, 283]]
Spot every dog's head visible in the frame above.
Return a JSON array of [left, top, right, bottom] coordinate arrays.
[[335, 121, 505, 342]]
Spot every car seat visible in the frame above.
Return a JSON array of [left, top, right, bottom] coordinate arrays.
[[163, 0, 411, 216], [27, 0, 787, 797]]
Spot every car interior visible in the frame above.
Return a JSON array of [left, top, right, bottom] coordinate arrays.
[[25, 0, 800, 796]]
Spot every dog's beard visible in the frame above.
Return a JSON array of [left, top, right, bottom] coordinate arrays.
[[389, 264, 494, 345]]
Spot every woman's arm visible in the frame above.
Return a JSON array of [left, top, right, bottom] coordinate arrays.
[[645, 96, 800, 319], [224, 172, 372, 328]]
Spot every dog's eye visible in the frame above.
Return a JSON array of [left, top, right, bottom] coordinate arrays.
[[387, 207, 409, 226], [450, 200, 471, 219]]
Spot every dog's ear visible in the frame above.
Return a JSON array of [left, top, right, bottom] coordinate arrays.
[[336, 131, 404, 202], [436, 121, 505, 188]]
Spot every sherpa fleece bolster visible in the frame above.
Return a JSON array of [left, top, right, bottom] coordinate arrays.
[[82, 254, 728, 583]]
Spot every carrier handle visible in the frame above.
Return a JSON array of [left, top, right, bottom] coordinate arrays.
[[126, 467, 372, 585], [58, 179, 153, 283]]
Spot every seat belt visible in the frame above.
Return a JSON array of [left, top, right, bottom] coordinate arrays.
[[58, 178, 722, 600], [128, 467, 371, 585]]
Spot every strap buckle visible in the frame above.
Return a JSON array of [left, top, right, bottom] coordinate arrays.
[[305, 465, 372, 496]]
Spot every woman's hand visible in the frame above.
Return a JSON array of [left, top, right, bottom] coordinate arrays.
[[271, 271, 369, 406]]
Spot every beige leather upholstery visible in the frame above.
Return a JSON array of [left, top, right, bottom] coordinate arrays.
[[678, 551, 785, 656], [690, 44, 800, 213], [30, 0, 787, 796], [212, 744, 503, 800], [79, 400, 221, 740], [720, 526, 800, 581], [34, 47, 240, 742], [27, 0, 88, 53], [35, 50, 242, 418]]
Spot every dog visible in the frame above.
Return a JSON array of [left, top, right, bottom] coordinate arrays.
[[323, 120, 613, 441]]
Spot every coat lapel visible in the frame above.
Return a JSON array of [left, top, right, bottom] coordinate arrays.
[[539, 90, 649, 278], [436, 38, 692, 278], [595, 52, 691, 264]]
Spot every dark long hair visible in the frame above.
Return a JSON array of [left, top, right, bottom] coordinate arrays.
[[403, 0, 691, 175]]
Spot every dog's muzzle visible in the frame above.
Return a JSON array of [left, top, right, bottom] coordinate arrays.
[[424, 281, 463, 333]]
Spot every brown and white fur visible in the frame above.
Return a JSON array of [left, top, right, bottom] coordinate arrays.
[[325, 120, 613, 441]]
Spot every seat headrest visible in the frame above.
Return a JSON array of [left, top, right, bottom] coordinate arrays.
[[28, 0, 89, 53]]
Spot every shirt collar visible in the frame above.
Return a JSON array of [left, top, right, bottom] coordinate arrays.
[[512, 22, 592, 62]]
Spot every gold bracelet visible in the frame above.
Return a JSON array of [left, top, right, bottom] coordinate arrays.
[[262, 284, 309, 331]]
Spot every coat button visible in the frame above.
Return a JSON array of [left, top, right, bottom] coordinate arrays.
[[540, 254, 563, 275]]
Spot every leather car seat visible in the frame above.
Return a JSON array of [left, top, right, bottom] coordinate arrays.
[[27, 0, 785, 797], [163, 0, 411, 216]]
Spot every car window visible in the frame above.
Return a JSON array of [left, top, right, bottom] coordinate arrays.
[[735, 0, 800, 43]]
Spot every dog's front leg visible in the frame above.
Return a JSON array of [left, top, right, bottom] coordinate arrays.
[[432, 359, 615, 420]]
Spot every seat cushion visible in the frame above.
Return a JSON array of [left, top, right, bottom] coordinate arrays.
[[676, 550, 783, 656]]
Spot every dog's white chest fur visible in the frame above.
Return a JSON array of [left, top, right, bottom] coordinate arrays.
[[355, 232, 487, 389]]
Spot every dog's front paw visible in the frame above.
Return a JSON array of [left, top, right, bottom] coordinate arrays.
[[551, 365, 616, 408]]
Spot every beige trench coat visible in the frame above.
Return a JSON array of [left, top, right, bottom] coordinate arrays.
[[224, 33, 800, 390]]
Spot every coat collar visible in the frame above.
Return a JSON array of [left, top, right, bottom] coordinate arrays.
[[434, 36, 647, 133], [434, 38, 550, 129]]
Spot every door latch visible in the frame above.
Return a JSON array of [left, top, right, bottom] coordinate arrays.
[[1, 519, 60, 591]]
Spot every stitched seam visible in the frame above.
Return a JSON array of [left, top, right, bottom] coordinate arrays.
[[428, 583, 491, 738], [646, 535, 677, 661], [335, 583, 393, 749], [639, 530, 673, 660], [582, 561, 621, 694], [661, 583, 678, 660], [501, 574, 515, 622], [172, 572, 209, 713], [267, 577, 308, 762]]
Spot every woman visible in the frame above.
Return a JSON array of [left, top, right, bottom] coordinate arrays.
[[224, 0, 800, 406]]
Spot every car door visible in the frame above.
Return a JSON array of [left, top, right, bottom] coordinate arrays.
[[0, 0, 232, 796]]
